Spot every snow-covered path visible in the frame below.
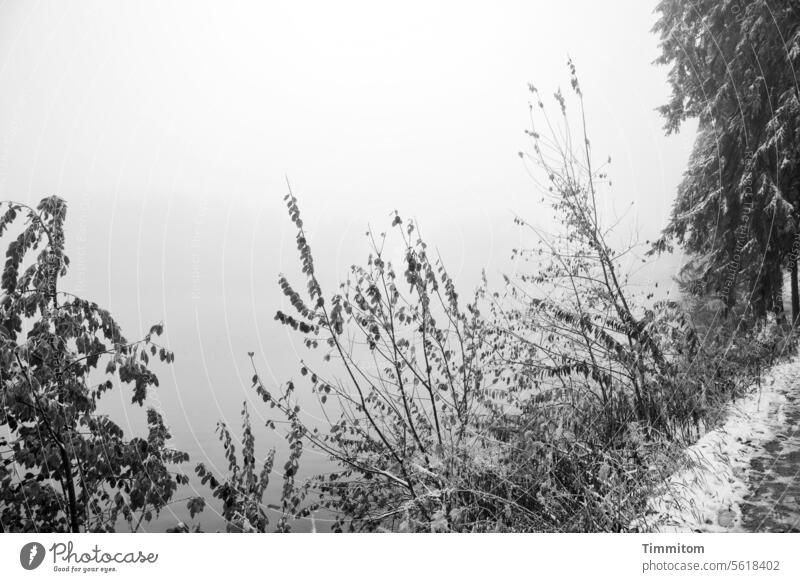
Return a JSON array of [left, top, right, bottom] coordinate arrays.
[[739, 380, 800, 532], [635, 355, 800, 532]]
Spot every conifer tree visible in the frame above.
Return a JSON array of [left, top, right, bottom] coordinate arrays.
[[653, 0, 800, 319]]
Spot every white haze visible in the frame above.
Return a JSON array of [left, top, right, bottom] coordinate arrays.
[[0, 0, 696, 528]]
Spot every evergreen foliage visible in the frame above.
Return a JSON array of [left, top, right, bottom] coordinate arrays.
[[653, 0, 800, 318]]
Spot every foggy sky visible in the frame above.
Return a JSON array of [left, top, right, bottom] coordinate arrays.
[[0, 0, 696, 526]]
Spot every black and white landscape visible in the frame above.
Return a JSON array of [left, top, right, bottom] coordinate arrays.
[[1, 1, 799, 534]]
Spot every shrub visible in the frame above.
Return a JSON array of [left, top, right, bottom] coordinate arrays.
[[215, 66, 793, 533], [0, 197, 188, 532]]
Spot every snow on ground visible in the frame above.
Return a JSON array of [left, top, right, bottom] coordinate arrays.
[[634, 355, 799, 532]]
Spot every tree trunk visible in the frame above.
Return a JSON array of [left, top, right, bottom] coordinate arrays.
[[773, 266, 785, 322], [59, 445, 80, 533], [792, 260, 799, 324], [754, 277, 767, 320]]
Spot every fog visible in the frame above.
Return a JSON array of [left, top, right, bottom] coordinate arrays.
[[0, 0, 696, 529]]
